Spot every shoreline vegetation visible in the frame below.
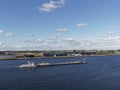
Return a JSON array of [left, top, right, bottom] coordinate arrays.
[[0, 50, 120, 60]]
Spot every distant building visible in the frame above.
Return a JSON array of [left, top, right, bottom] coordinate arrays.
[[23, 52, 35, 57]]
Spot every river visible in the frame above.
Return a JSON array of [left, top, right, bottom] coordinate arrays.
[[0, 56, 120, 90]]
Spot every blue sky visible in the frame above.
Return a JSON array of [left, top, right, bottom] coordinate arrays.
[[0, 0, 120, 50]]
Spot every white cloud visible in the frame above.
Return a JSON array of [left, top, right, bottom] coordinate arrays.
[[113, 25, 119, 28], [28, 34, 35, 37], [38, 0, 65, 12], [2, 28, 120, 50], [39, 1, 57, 12], [37, 38, 43, 42], [93, 41, 120, 50], [108, 32, 113, 35], [43, 42, 49, 46], [65, 37, 75, 42], [99, 32, 120, 42], [0, 42, 4, 46], [100, 36, 120, 41], [5, 32, 15, 37], [81, 38, 89, 42], [0, 30, 3, 34], [64, 37, 80, 46], [20, 38, 43, 43], [60, 0, 65, 4], [77, 23, 88, 27], [81, 38, 98, 47], [0, 29, 15, 37], [57, 28, 68, 32], [50, 36, 58, 39], [0, 42, 8, 50], [55, 33, 61, 37], [0, 30, 4, 36]]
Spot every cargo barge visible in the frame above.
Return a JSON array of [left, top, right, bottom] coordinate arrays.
[[19, 60, 87, 68]]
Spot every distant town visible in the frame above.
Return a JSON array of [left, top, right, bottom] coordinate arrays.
[[0, 50, 120, 60]]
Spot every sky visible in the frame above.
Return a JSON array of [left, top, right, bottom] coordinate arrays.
[[0, 0, 120, 51]]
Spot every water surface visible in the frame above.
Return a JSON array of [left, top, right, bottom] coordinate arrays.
[[0, 56, 120, 90]]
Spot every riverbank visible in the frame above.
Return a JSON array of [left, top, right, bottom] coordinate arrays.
[[0, 54, 119, 61], [0, 50, 120, 60]]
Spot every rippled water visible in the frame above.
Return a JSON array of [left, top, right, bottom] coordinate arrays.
[[0, 56, 120, 90]]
